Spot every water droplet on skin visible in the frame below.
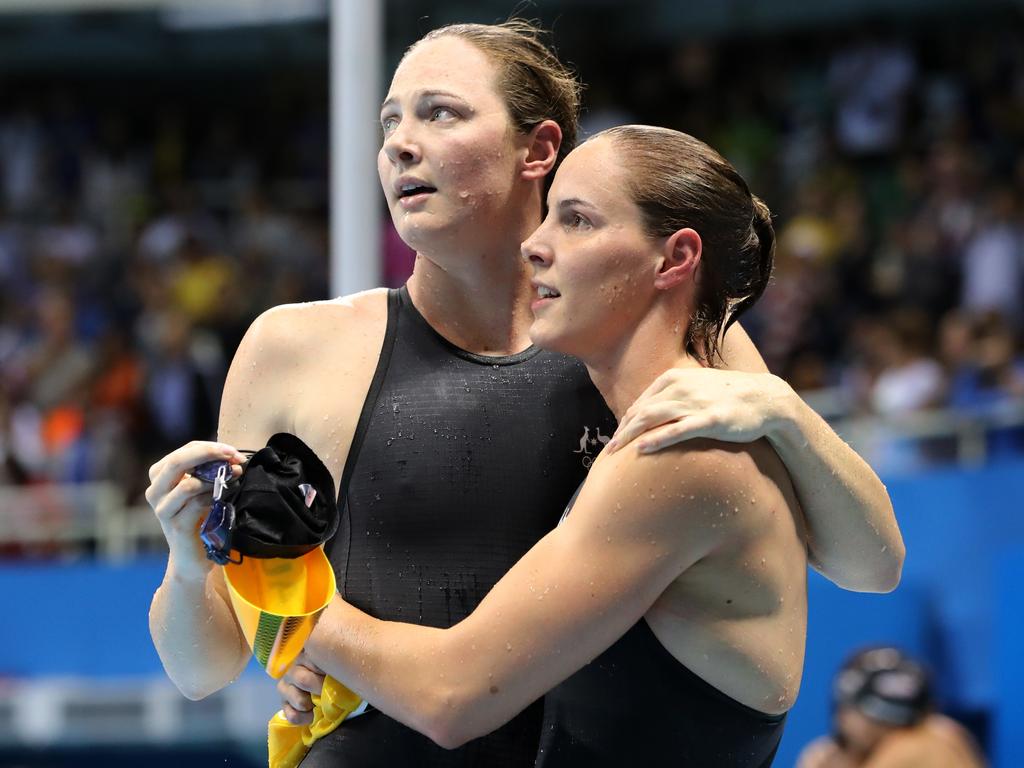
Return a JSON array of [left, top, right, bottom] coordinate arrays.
[[506, 642, 513, 652]]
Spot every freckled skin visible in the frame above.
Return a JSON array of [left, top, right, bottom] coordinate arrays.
[[377, 37, 524, 261]]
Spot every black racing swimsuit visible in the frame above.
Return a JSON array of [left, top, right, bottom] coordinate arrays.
[[534, 487, 788, 768], [302, 286, 615, 767]]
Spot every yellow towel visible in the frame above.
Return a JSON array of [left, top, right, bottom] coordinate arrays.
[[221, 548, 365, 767], [267, 674, 364, 768]]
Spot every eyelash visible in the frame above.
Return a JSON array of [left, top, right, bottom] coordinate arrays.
[[565, 212, 591, 231], [429, 106, 456, 122], [380, 106, 458, 136]]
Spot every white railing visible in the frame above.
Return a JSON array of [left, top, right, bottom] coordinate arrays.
[[0, 399, 1022, 559], [808, 393, 1024, 468], [0, 483, 165, 560], [0, 675, 279, 748]]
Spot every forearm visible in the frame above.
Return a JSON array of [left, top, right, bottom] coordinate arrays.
[[305, 598, 532, 749], [770, 390, 904, 592], [149, 559, 250, 700]]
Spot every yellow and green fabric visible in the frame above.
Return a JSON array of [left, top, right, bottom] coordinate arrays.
[[223, 547, 364, 768]]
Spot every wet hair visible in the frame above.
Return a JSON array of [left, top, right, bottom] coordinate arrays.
[[412, 20, 581, 187], [592, 125, 775, 365]]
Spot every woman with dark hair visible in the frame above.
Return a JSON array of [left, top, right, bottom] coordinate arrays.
[[147, 20, 902, 767], [287, 126, 808, 766]]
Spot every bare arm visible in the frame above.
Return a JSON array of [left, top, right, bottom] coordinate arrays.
[[148, 308, 295, 699], [302, 444, 735, 748], [609, 323, 904, 593]]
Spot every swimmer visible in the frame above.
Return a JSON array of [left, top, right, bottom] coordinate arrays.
[[287, 125, 827, 765], [148, 21, 903, 767], [797, 647, 987, 768]]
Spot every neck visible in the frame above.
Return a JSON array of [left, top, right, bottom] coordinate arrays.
[[405, 190, 542, 356], [583, 302, 701, 420]]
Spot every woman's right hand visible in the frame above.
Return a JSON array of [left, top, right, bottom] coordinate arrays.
[[277, 652, 326, 725], [145, 441, 248, 581]]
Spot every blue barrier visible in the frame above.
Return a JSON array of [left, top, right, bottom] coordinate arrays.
[[0, 458, 1021, 764], [995, 550, 1024, 767], [0, 558, 169, 678], [773, 574, 929, 766]]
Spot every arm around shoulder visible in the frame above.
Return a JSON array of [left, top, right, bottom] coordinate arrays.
[[723, 323, 904, 592]]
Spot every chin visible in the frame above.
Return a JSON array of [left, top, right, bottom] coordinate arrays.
[[529, 320, 578, 357]]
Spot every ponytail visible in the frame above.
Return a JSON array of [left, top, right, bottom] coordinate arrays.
[[725, 195, 775, 333]]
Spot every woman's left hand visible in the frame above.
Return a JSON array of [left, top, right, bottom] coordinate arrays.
[[606, 368, 796, 454]]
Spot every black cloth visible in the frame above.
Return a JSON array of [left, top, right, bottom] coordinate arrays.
[[535, 494, 787, 768], [227, 432, 338, 559], [302, 286, 615, 767]]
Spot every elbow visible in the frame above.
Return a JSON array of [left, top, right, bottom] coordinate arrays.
[[418, 687, 487, 750], [863, 530, 906, 594], [174, 677, 223, 702], [875, 538, 906, 593], [425, 721, 472, 751], [825, 540, 905, 594]]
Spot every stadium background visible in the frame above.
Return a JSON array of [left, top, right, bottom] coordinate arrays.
[[0, 0, 1022, 765]]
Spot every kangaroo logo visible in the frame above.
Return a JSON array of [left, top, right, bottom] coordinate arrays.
[[574, 426, 612, 468]]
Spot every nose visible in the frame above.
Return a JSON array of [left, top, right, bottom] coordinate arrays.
[[521, 227, 554, 266], [382, 120, 421, 167]]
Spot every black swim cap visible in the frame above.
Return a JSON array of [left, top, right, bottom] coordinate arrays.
[[833, 647, 933, 727], [224, 432, 338, 559]]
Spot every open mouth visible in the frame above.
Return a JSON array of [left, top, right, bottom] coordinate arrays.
[[537, 286, 561, 299], [398, 184, 437, 199]]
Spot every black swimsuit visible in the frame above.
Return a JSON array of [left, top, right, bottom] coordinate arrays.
[[535, 489, 788, 767], [302, 287, 615, 767]]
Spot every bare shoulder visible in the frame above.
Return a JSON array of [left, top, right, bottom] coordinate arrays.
[[590, 438, 798, 539], [621, 438, 780, 504], [579, 439, 774, 545], [244, 288, 390, 357], [219, 289, 390, 443]]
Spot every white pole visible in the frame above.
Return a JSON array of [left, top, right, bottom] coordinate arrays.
[[330, 0, 383, 298]]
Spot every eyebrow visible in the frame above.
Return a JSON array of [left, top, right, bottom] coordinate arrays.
[[380, 89, 466, 112], [557, 197, 599, 212]]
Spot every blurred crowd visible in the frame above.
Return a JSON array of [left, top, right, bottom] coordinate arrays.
[[580, 14, 1024, 465], [1, 13, 1023, 498], [0, 84, 330, 494]]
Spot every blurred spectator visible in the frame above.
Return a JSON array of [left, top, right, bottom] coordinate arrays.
[[796, 647, 986, 768], [751, 182, 842, 376], [0, 10, 1020, 497], [10, 289, 94, 413], [827, 24, 917, 157], [947, 311, 1024, 457], [139, 310, 219, 459], [960, 187, 1024, 327], [870, 311, 945, 416], [169, 235, 234, 326], [0, 104, 45, 213]]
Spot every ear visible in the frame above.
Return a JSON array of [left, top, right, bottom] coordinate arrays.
[[521, 119, 562, 182], [654, 228, 702, 290]]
